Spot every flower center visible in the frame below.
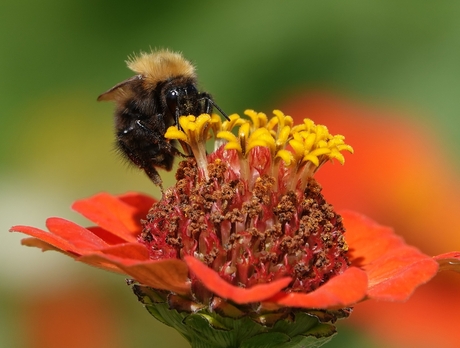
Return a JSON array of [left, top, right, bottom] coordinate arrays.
[[140, 110, 352, 299]]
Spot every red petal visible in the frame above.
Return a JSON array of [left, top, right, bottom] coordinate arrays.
[[97, 243, 150, 261], [21, 237, 77, 256], [77, 257, 125, 274], [434, 252, 460, 273], [269, 267, 368, 309], [185, 256, 292, 304], [87, 227, 128, 245], [72, 192, 149, 243], [11, 225, 77, 253], [10, 218, 108, 255], [80, 253, 190, 294], [46, 218, 108, 250], [117, 192, 156, 216], [342, 210, 439, 301], [121, 259, 190, 295], [76, 243, 151, 273]]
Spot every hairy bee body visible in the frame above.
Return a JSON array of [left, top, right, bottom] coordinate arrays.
[[98, 50, 218, 188]]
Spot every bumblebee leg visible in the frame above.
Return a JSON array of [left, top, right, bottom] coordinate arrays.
[[117, 140, 164, 190], [136, 119, 189, 157]]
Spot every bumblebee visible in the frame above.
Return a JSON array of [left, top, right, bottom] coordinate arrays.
[[98, 49, 225, 188]]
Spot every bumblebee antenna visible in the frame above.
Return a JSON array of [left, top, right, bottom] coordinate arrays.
[[198, 93, 229, 120], [208, 99, 229, 120]]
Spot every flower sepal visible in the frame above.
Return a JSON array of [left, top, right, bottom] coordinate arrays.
[[132, 283, 350, 348]]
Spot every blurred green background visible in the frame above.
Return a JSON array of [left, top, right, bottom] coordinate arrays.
[[2, 1, 460, 347]]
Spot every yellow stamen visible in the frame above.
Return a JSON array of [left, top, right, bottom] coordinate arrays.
[[164, 109, 353, 186], [165, 114, 214, 178]]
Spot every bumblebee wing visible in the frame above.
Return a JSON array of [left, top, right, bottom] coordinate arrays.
[[97, 75, 142, 102]]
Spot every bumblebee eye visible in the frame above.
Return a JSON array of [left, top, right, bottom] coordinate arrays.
[[185, 84, 198, 97], [166, 88, 179, 115]]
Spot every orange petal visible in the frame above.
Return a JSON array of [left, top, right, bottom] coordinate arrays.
[[269, 267, 368, 309], [87, 226, 128, 245], [342, 210, 439, 301], [17, 233, 124, 274], [10, 218, 108, 255], [46, 218, 109, 250], [11, 225, 76, 253], [117, 192, 156, 216], [184, 256, 292, 304], [120, 259, 190, 295], [72, 192, 148, 243], [434, 252, 460, 273], [21, 237, 77, 257], [80, 253, 190, 295], [97, 243, 150, 261], [71, 243, 151, 274]]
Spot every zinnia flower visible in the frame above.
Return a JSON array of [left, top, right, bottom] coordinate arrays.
[[10, 110, 460, 348]]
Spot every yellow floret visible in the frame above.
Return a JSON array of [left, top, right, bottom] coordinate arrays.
[[165, 109, 353, 179]]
